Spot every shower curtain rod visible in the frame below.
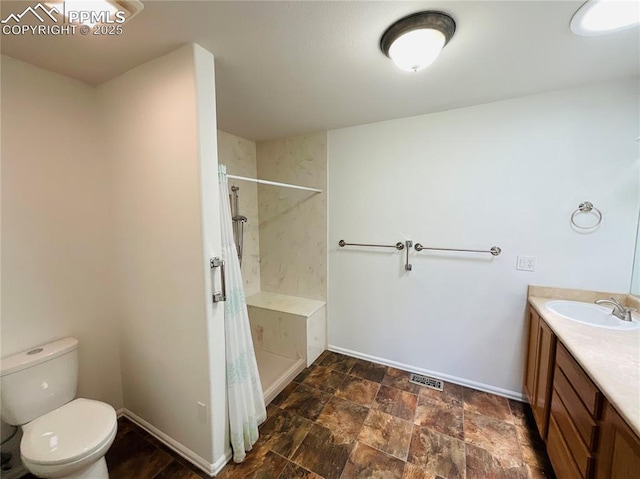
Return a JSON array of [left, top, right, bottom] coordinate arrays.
[[227, 174, 323, 193]]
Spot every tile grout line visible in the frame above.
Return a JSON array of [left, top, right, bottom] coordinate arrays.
[[336, 385, 399, 479], [405, 419, 417, 473], [296, 355, 412, 479], [287, 410, 314, 462], [314, 356, 471, 476], [465, 394, 539, 478], [148, 460, 175, 479], [312, 372, 364, 479], [270, 449, 290, 479], [273, 375, 343, 478], [271, 449, 319, 479], [346, 366, 416, 473], [298, 366, 380, 413]]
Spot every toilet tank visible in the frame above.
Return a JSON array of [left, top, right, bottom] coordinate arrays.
[[0, 337, 79, 425]]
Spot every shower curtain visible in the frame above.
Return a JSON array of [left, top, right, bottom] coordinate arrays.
[[218, 164, 266, 463]]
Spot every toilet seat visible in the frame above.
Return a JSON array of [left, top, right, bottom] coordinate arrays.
[[21, 398, 117, 466]]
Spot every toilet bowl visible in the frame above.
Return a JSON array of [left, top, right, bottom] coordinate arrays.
[[0, 338, 118, 479], [21, 399, 117, 479]]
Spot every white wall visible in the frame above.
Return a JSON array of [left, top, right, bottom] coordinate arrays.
[[99, 44, 225, 468], [193, 45, 228, 468], [1, 55, 123, 408], [328, 78, 639, 398]]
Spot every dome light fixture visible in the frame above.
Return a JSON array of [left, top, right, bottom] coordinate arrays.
[[380, 11, 456, 72], [571, 0, 640, 36]]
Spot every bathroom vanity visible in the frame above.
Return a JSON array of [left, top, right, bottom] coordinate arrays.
[[524, 287, 640, 479]]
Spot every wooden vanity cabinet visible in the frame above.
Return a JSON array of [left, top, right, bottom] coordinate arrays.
[[596, 401, 640, 479], [524, 307, 556, 439], [525, 302, 640, 479], [524, 308, 539, 402], [546, 343, 602, 479]]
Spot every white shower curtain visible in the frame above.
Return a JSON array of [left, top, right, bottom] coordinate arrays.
[[218, 164, 266, 463]]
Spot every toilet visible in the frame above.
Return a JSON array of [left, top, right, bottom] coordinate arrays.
[[0, 338, 117, 479]]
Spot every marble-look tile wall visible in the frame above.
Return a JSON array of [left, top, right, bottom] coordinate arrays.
[[257, 132, 327, 301], [217, 130, 261, 297]]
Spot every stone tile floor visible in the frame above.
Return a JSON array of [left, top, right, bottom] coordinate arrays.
[[22, 351, 555, 479], [218, 351, 555, 479]]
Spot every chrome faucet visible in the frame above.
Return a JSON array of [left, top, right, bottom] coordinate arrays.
[[594, 298, 636, 322]]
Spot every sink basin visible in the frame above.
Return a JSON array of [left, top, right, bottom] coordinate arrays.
[[545, 300, 640, 330]]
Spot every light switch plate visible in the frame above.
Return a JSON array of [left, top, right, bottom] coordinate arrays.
[[517, 256, 536, 272]]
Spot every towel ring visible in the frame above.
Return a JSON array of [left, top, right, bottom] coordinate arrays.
[[570, 201, 602, 230]]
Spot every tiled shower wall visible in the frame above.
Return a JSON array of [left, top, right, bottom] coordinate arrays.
[[217, 130, 328, 302], [217, 130, 261, 297], [257, 132, 328, 301]]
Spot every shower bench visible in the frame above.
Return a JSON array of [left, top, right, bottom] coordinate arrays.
[[246, 291, 326, 404]]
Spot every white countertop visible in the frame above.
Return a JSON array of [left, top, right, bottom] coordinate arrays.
[[529, 296, 640, 437]]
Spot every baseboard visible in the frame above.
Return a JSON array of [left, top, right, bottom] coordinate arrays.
[[212, 448, 233, 476], [122, 409, 230, 476], [263, 357, 306, 405], [328, 345, 526, 402]]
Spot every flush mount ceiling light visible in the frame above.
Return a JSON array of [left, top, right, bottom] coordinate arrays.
[[380, 11, 456, 72], [571, 0, 640, 36]]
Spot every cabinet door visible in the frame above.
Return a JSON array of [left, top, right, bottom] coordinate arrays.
[[524, 307, 540, 405], [596, 402, 640, 479], [532, 318, 556, 440]]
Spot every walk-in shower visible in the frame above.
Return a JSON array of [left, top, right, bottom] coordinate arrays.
[[222, 169, 327, 404]]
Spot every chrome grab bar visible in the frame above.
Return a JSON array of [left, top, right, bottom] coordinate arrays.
[[338, 239, 405, 250], [405, 240, 413, 271], [414, 244, 502, 256], [210, 257, 226, 302]]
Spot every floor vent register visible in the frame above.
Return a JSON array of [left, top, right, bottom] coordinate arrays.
[[409, 373, 444, 391]]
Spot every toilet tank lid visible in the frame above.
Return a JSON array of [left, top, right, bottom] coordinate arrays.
[[0, 337, 78, 377]]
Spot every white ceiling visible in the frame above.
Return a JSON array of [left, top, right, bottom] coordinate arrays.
[[1, 0, 638, 141]]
